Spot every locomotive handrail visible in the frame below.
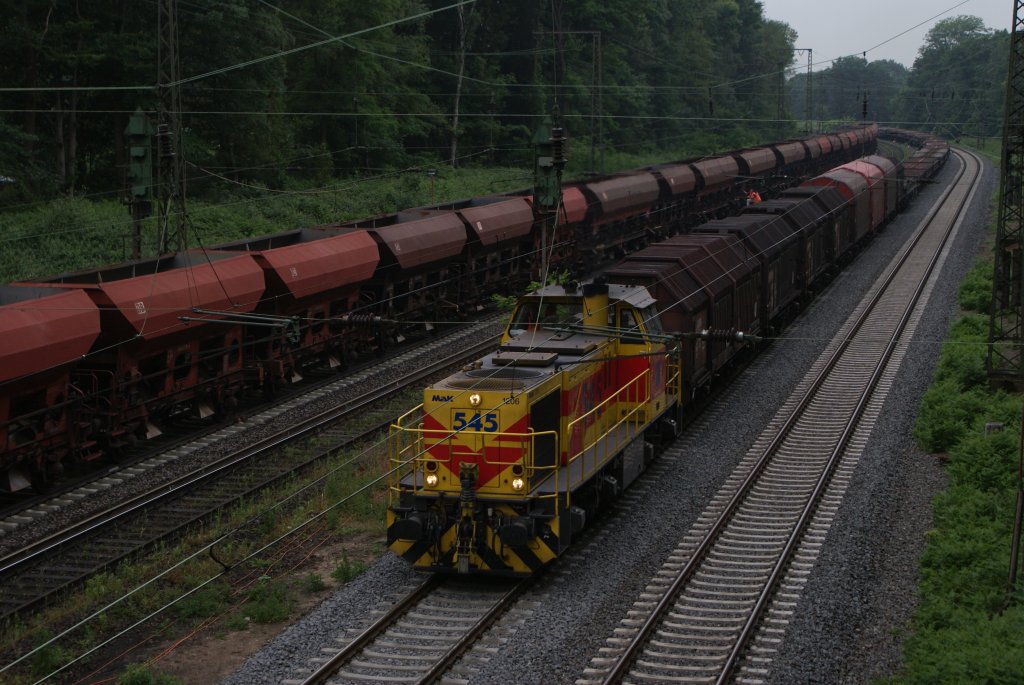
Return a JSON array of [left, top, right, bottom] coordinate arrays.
[[387, 413, 561, 499], [563, 368, 651, 510], [565, 369, 649, 450]]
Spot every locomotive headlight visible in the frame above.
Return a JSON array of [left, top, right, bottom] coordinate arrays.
[[469, 393, 482, 407], [511, 477, 525, 491], [425, 473, 439, 487]]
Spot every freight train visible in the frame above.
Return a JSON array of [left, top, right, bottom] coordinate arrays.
[[385, 128, 950, 575], [0, 122, 891, 492]]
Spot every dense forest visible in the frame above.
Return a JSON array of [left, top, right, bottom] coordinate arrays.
[[0, 0, 797, 203], [0, 3, 1009, 281], [787, 16, 1008, 141]]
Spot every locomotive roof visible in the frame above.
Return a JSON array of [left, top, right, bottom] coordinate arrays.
[[431, 281, 656, 393], [525, 282, 656, 310], [435, 327, 610, 394]]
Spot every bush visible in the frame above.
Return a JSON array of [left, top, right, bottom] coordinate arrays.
[[932, 315, 988, 389], [947, 426, 1020, 493], [957, 262, 993, 313], [913, 380, 990, 452], [30, 641, 67, 680], [898, 607, 1024, 685]]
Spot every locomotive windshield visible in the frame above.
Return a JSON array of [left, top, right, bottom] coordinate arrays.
[[508, 300, 581, 336]]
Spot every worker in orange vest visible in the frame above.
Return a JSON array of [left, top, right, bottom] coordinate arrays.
[[747, 189, 762, 205]]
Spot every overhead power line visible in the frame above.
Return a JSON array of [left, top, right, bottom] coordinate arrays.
[[170, 0, 477, 87]]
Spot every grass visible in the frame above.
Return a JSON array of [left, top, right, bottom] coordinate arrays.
[[0, 166, 529, 282], [961, 136, 1001, 163], [0, 128, 809, 283], [116, 664, 184, 685]]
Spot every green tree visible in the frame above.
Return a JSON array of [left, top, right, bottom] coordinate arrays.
[[895, 15, 1007, 138], [179, 1, 293, 189], [789, 56, 909, 126]]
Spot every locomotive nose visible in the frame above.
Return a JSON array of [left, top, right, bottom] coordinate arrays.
[[458, 461, 479, 494]]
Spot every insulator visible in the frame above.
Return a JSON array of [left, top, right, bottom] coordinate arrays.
[[551, 126, 566, 166], [692, 328, 753, 342], [338, 314, 382, 325], [156, 123, 174, 158]]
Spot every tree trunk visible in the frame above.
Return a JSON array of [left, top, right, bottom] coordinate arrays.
[[67, 87, 78, 195], [450, 5, 467, 167], [55, 94, 66, 189]]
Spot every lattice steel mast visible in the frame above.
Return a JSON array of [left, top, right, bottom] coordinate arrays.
[[988, 1, 1024, 389], [157, 0, 187, 253], [796, 48, 812, 134]]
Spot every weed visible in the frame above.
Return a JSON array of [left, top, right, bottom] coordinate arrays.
[[84, 571, 121, 604], [225, 613, 250, 631], [332, 552, 367, 584], [174, 583, 231, 620], [30, 641, 67, 680], [301, 573, 326, 593], [244, 578, 292, 624]]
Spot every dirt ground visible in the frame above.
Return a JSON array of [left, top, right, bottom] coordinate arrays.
[[147, 533, 384, 685]]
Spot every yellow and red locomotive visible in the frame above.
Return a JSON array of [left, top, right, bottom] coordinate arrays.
[[387, 279, 682, 575]]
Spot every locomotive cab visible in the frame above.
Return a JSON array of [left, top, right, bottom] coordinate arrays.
[[387, 280, 683, 575]]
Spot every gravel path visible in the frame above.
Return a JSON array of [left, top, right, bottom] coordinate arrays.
[[221, 151, 992, 685]]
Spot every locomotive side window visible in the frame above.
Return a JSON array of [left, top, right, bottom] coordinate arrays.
[[509, 301, 579, 335], [641, 305, 664, 334], [509, 303, 538, 336], [618, 307, 644, 344]]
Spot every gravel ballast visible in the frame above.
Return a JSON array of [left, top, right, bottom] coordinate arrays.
[[222, 150, 993, 685]]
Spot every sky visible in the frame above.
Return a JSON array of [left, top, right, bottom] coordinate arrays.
[[759, 0, 1011, 69]]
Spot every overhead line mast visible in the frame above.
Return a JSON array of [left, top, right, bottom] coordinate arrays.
[[989, 0, 1024, 604], [157, 0, 188, 254], [988, 0, 1024, 389]]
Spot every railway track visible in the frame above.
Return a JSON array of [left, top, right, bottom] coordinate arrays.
[[289, 576, 526, 685], [579, 148, 982, 684], [0, 319, 504, 621]]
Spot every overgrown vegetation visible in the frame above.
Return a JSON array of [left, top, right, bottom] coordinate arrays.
[[0, 425, 398, 684], [891, 244, 1024, 682], [0, 166, 528, 282]]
